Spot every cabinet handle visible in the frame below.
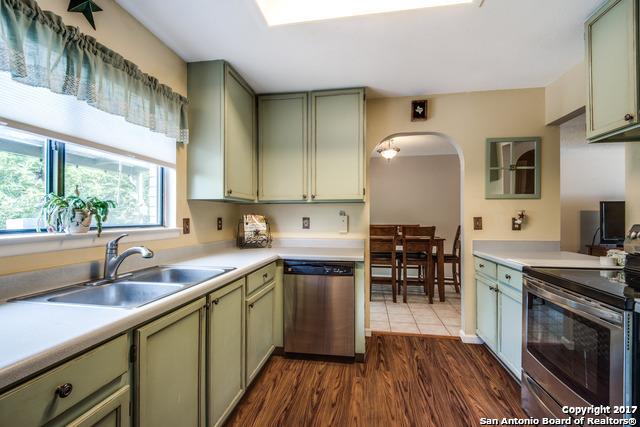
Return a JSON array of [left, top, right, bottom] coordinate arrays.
[[249, 303, 255, 309], [302, 194, 307, 200], [55, 383, 73, 399], [505, 274, 511, 280], [263, 273, 268, 281], [227, 189, 233, 195], [212, 298, 220, 305], [625, 113, 634, 121], [311, 194, 316, 199], [479, 264, 485, 268]]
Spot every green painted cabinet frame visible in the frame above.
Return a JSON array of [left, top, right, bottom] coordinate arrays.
[[475, 275, 498, 352], [66, 385, 130, 427], [258, 93, 308, 202], [245, 281, 276, 385], [485, 137, 541, 199], [135, 298, 206, 427], [187, 60, 257, 201], [586, 0, 640, 142], [207, 279, 245, 427], [497, 283, 522, 379], [310, 88, 365, 202]]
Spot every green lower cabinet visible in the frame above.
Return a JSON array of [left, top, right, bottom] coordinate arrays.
[[208, 279, 245, 427], [497, 284, 523, 378], [246, 281, 276, 385], [135, 299, 206, 427], [475, 275, 498, 353], [67, 385, 130, 427]]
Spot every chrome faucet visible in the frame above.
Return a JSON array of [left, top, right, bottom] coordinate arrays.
[[104, 234, 154, 280]]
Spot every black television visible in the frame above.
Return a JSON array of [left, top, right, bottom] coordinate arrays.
[[600, 201, 625, 245]]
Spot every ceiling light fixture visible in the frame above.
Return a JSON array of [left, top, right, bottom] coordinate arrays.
[[377, 139, 400, 160], [256, 0, 481, 26]]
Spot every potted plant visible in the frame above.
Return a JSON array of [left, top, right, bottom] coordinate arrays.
[[40, 188, 116, 236]]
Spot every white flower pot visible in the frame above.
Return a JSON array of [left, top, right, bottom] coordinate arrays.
[[67, 210, 92, 234]]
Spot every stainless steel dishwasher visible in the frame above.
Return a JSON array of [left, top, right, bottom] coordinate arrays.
[[284, 260, 355, 357]]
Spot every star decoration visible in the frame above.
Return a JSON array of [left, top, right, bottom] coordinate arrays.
[[68, 0, 103, 30]]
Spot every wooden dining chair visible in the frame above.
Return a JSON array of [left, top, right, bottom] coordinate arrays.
[[399, 226, 436, 303], [369, 225, 399, 302], [442, 226, 461, 293]]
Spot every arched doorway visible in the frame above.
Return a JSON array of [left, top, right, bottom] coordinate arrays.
[[369, 132, 464, 337]]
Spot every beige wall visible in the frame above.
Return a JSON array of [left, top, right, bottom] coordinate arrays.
[[545, 62, 586, 125], [367, 88, 561, 335], [370, 155, 460, 245], [560, 114, 625, 252], [627, 143, 640, 228], [0, 0, 236, 275]]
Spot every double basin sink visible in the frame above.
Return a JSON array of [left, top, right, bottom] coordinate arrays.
[[16, 266, 234, 309]]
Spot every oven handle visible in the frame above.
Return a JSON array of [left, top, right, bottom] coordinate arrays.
[[524, 276, 624, 327]]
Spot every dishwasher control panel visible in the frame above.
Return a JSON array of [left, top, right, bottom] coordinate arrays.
[[284, 261, 355, 276]]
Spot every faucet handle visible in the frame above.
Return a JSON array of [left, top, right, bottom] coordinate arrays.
[[106, 233, 129, 251]]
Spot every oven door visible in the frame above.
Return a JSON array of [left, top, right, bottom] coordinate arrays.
[[523, 276, 628, 411]]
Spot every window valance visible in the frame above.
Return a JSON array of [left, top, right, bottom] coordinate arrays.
[[0, 0, 188, 144]]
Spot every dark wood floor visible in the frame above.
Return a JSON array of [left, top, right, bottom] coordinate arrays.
[[225, 334, 525, 427]]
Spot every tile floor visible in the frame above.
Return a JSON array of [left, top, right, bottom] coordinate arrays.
[[370, 284, 462, 336]]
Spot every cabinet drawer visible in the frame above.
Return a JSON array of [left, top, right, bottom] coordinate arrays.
[[0, 334, 128, 427], [474, 257, 497, 279], [246, 262, 276, 295], [497, 265, 523, 291]]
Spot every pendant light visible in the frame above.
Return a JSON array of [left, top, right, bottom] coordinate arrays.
[[377, 139, 400, 160]]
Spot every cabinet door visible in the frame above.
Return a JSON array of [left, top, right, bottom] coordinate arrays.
[[136, 299, 206, 427], [67, 386, 130, 427], [246, 282, 275, 384], [498, 285, 523, 379], [475, 276, 498, 352], [586, 0, 638, 139], [208, 280, 245, 427], [225, 66, 256, 201], [310, 89, 365, 201], [258, 93, 308, 202]]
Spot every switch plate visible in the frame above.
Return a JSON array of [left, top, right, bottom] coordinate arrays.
[[302, 217, 310, 229], [182, 218, 191, 234], [473, 217, 483, 230], [217, 217, 223, 231], [512, 217, 522, 231]]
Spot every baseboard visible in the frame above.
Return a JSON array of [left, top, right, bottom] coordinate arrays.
[[459, 330, 484, 344]]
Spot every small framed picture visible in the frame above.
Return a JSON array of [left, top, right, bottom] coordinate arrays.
[[411, 99, 428, 121]]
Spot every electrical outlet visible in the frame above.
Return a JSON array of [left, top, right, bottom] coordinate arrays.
[[512, 217, 522, 231], [339, 211, 349, 234], [217, 217, 223, 231], [302, 217, 310, 229], [182, 218, 191, 234], [473, 217, 483, 230]]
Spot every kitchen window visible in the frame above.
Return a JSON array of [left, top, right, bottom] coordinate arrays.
[[0, 125, 165, 233]]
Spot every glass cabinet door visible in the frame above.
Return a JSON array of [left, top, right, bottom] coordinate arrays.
[[486, 137, 540, 199]]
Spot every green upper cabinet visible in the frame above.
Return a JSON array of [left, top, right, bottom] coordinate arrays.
[[135, 299, 206, 427], [310, 88, 365, 202], [258, 93, 308, 202], [486, 137, 540, 199], [188, 60, 257, 201], [207, 279, 245, 427], [586, 0, 640, 142]]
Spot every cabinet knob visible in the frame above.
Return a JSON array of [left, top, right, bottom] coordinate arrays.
[[227, 189, 233, 195], [479, 264, 485, 268], [505, 274, 511, 280], [263, 273, 268, 281], [249, 303, 255, 309], [311, 194, 316, 200], [55, 383, 73, 398], [625, 113, 634, 121], [302, 194, 307, 200], [212, 298, 220, 305]]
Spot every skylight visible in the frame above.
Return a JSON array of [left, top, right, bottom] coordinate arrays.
[[256, 0, 479, 26]]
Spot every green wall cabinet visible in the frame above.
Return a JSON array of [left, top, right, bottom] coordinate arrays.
[[310, 89, 365, 201], [258, 93, 308, 202], [188, 60, 257, 201], [475, 256, 522, 380], [246, 282, 276, 385], [135, 299, 206, 427], [207, 279, 245, 427], [586, 0, 640, 142], [66, 385, 130, 427]]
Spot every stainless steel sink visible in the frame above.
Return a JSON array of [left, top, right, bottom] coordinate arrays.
[[46, 281, 184, 308], [14, 266, 235, 309]]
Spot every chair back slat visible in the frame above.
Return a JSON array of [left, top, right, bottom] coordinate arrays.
[[403, 237, 432, 253], [370, 237, 396, 252], [402, 225, 436, 239], [370, 225, 399, 238]]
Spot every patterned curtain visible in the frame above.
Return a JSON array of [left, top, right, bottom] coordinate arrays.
[[0, 0, 189, 143]]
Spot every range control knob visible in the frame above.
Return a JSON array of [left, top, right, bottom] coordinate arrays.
[[631, 231, 639, 239]]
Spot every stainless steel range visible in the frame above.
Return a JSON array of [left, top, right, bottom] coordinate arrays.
[[521, 225, 640, 423]]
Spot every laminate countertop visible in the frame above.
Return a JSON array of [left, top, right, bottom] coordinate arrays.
[[0, 246, 364, 391], [473, 249, 620, 271]]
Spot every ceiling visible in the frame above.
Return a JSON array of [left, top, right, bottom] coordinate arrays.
[[372, 135, 457, 157], [116, 0, 605, 97]]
